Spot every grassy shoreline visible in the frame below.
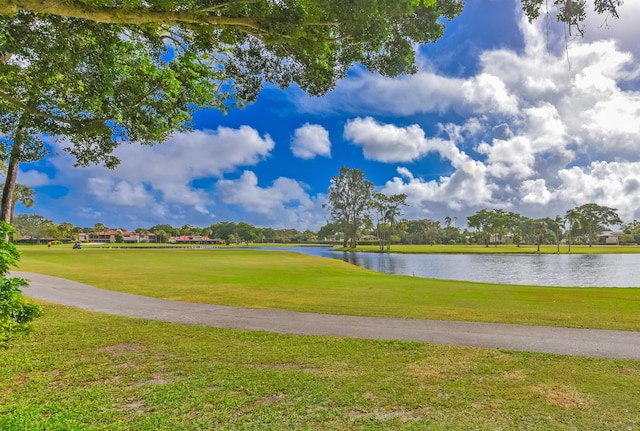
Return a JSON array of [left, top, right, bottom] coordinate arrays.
[[16, 246, 640, 331]]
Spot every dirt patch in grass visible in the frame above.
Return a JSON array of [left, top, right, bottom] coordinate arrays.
[[531, 383, 593, 409], [503, 369, 526, 381], [235, 392, 286, 415], [144, 371, 171, 385], [619, 367, 639, 376], [117, 400, 146, 414], [253, 392, 286, 407], [349, 407, 431, 422], [13, 372, 28, 387]]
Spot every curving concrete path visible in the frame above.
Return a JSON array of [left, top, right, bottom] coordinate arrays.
[[13, 271, 640, 360]]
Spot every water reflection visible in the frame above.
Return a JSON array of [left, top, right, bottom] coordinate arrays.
[[256, 247, 640, 288], [337, 251, 402, 275]]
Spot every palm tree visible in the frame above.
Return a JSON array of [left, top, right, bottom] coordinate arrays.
[[155, 229, 167, 243], [57, 222, 76, 241], [564, 209, 582, 253], [0, 183, 35, 223], [546, 215, 564, 253], [532, 218, 548, 252], [93, 223, 108, 239]]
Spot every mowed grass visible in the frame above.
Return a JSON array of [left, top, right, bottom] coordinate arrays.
[[16, 246, 640, 331], [1, 303, 639, 431]]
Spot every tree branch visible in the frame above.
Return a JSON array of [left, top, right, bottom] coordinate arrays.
[[0, 90, 104, 127], [3, 0, 264, 30], [197, 0, 264, 13]]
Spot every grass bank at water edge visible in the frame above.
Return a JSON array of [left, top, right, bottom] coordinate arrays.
[[15, 246, 640, 331]]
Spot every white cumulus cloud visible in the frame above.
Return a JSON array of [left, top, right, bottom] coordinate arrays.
[[45, 126, 275, 224], [520, 179, 552, 205], [17, 169, 50, 187], [290, 123, 331, 159], [216, 170, 326, 229], [382, 165, 496, 216], [344, 117, 473, 164], [552, 161, 640, 220]]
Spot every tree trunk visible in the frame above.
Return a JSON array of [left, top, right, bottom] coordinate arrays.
[[0, 129, 23, 224], [0, 1, 260, 28]]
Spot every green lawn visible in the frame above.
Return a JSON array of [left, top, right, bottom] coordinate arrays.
[[15, 246, 640, 331], [1, 304, 639, 431], [4, 245, 640, 430]]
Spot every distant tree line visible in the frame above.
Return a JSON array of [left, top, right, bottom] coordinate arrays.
[[146, 222, 318, 245], [9, 167, 639, 249], [10, 203, 639, 248], [9, 216, 320, 245], [321, 167, 636, 250], [465, 204, 626, 250], [319, 203, 636, 250]]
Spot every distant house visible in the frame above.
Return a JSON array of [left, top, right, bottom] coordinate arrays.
[[120, 231, 156, 243], [168, 235, 221, 245], [598, 231, 625, 245], [489, 233, 514, 245], [79, 230, 119, 243], [78, 230, 156, 243], [15, 235, 56, 244]]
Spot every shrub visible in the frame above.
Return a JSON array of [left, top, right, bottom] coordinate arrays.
[[0, 222, 43, 347], [619, 234, 636, 245]]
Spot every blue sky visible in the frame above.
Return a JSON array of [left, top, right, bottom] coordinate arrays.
[[14, 0, 640, 231]]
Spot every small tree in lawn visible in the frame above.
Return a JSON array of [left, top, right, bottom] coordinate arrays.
[[545, 215, 564, 253], [567, 203, 622, 247], [564, 208, 582, 252], [467, 209, 493, 247], [0, 222, 42, 347], [531, 218, 549, 252], [506, 211, 525, 247], [371, 192, 407, 251], [325, 167, 374, 248]]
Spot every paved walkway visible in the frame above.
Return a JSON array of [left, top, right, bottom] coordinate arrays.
[[14, 271, 640, 360]]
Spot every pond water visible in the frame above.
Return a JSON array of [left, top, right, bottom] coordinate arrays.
[[255, 246, 640, 288]]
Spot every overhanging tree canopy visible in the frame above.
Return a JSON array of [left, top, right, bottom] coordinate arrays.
[[0, 0, 625, 223], [521, 0, 623, 36], [0, 0, 464, 221]]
